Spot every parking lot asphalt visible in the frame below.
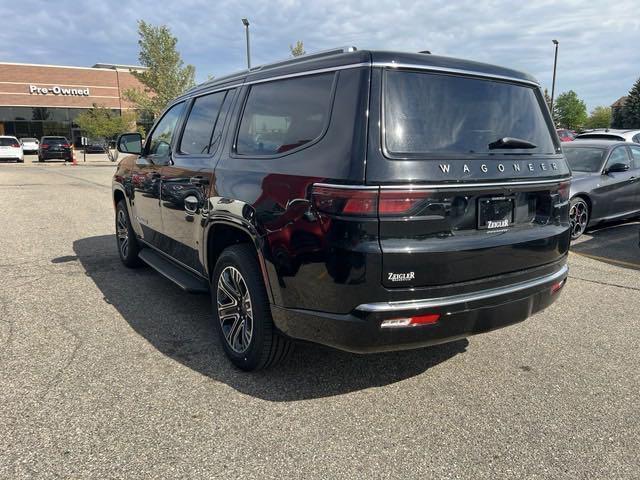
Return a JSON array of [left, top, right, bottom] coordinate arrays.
[[1, 159, 639, 479]]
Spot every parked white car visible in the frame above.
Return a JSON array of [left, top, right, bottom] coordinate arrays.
[[20, 137, 39, 154], [575, 129, 640, 143], [0, 136, 24, 163]]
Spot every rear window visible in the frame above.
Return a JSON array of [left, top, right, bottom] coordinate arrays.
[[0, 138, 18, 146], [562, 146, 605, 172], [236, 72, 335, 156], [576, 134, 624, 141], [383, 70, 556, 156], [43, 138, 68, 145]]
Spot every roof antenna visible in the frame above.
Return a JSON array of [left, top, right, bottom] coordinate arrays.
[[419, 50, 431, 54]]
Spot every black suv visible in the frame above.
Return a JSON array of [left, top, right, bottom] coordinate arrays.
[[39, 136, 73, 162], [113, 48, 570, 370]]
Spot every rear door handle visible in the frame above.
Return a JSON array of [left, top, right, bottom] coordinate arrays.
[[190, 176, 210, 186]]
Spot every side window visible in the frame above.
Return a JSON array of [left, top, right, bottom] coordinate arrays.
[[146, 102, 185, 158], [633, 134, 640, 143], [605, 147, 630, 169], [179, 91, 227, 155], [236, 73, 335, 156], [629, 146, 640, 169]]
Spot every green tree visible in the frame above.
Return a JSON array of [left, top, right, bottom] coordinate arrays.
[[123, 20, 196, 119], [585, 106, 612, 129], [611, 107, 626, 128], [554, 90, 588, 130], [289, 40, 306, 57], [75, 104, 137, 160], [623, 77, 640, 128]]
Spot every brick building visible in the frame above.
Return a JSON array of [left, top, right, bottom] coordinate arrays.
[[0, 61, 147, 144]]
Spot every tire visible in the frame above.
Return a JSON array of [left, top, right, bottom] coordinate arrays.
[[211, 244, 292, 371], [115, 200, 143, 268], [569, 197, 589, 240], [38, 156, 44, 163]]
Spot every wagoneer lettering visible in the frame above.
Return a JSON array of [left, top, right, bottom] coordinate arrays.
[[112, 47, 570, 371]]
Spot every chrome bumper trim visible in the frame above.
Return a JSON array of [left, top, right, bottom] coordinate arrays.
[[356, 264, 569, 313]]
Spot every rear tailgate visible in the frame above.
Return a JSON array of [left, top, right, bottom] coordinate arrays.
[[367, 66, 571, 288], [377, 180, 570, 288]]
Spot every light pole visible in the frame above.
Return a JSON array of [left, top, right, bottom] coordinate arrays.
[[242, 18, 251, 69], [550, 39, 559, 115]]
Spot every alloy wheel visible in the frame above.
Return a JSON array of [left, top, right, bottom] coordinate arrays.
[[116, 209, 129, 258], [217, 266, 253, 353], [569, 199, 589, 239]]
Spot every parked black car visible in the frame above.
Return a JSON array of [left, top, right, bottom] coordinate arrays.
[[113, 48, 571, 370], [84, 140, 107, 154], [563, 140, 640, 239], [39, 136, 72, 162]]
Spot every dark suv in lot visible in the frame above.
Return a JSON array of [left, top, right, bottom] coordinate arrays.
[[39, 136, 72, 162], [113, 48, 571, 370]]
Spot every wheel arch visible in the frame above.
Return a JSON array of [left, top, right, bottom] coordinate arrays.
[[571, 193, 592, 221], [204, 220, 275, 303], [113, 187, 126, 208]]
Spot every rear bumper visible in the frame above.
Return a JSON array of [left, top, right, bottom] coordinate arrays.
[[271, 264, 567, 353], [41, 151, 72, 160]]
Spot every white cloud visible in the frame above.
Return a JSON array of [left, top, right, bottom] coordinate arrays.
[[0, 0, 638, 109]]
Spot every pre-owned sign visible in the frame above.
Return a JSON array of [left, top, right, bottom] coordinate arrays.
[[29, 85, 90, 96]]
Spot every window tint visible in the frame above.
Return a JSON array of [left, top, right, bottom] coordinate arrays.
[[629, 146, 640, 169], [42, 137, 68, 145], [147, 102, 185, 157], [384, 70, 556, 155], [605, 147, 630, 169], [179, 91, 226, 155], [576, 133, 624, 141], [562, 146, 605, 172], [633, 134, 640, 143], [0, 138, 18, 146], [236, 73, 334, 155]]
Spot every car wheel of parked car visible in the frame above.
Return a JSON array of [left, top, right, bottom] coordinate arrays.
[[212, 244, 291, 371], [38, 156, 44, 162], [570, 197, 589, 240], [115, 200, 142, 268]]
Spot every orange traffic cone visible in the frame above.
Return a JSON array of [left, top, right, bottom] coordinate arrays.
[[72, 146, 77, 166]]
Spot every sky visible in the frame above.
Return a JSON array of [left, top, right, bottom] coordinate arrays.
[[0, 0, 638, 111]]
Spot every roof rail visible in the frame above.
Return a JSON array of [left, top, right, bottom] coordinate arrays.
[[185, 46, 358, 95], [249, 46, 358, 73]]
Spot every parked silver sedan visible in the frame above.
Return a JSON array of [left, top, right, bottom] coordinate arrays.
[[564, 140, 640, 239]]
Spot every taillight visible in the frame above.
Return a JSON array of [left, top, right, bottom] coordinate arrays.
[[311, 185, 378, 216], [61, 144, 70, 148], [378, 190, 433, 216], [311, 185, 435, 217], [11, 142, 20, 148], [41, 144, 49, 149], [557, 181, 570, 202]]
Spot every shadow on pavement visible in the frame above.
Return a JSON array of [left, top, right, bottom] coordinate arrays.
[[70, 235, 467, 402], [572, 220, 640, 270]]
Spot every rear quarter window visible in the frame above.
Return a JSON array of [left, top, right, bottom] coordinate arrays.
[[383, 70, 557, 157], [236, 72, 335, 156]]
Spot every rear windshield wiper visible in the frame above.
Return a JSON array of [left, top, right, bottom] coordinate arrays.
[[488, 137, 537, 150]]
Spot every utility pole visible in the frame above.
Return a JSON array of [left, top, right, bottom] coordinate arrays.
[[242, 18, 251, 69], [550, 39, 559, 117]]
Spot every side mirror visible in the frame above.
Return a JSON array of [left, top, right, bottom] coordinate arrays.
[[605, 163, 629, 174], [117, 133, 142, 155]]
